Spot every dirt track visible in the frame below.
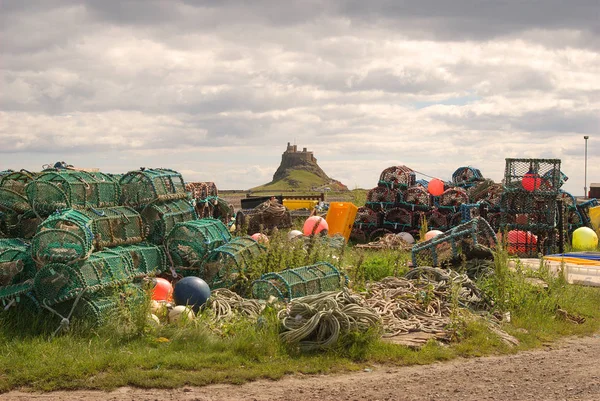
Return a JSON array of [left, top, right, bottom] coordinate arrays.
[[3, 334, 600, 401]]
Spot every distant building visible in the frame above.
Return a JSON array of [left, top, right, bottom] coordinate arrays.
[[284, 142, 316, 163]]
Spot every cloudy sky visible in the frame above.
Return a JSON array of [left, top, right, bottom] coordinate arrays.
[[1, 1, 598, 194]]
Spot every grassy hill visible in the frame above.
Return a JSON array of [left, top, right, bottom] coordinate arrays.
[[250, 170, 346, 192]]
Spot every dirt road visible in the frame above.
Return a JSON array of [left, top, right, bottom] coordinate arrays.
[[3, 335, 600, 401]]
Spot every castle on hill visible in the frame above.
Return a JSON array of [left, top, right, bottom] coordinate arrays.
[[283, 142, 316, 163]]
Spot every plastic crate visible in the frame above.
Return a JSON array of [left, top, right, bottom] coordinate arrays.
[[282, 199, 318, 211]]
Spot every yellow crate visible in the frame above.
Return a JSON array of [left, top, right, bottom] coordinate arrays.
[[325, 202, 358, 242], [282, 199, 318, 211], [589, 206, 600, 233]]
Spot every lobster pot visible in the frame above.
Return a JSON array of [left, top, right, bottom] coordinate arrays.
[[140, 199, 197, 244], [0, 244, 36, 286], [412, 217, 497, 267], [500, 190, 557, 231], [25, 171, 120, 217], [236, 201, 292, 235], [119, 168, 187, 208], [185, 182, 218, 201], [366, 186, 396, 205], [504, 158, 562, 193], [439, 187, 469, 207], [378, 165, 416, 189], [404, 186, 430, 206], [195, 196, 234, 223], [0, 188, 32, 215], [32, 209, 94, 265], [0, 170, 36, 195], [33, 244, 165, 305], [467, 180, 503, 209], [566, 207, 583, 233], [383, 208, 413, 233], [201, 237, 265, 290], [250, 262, 348, 301], [349, 227, 368, 244], [0, 238, 30, 250], [52, 285, 146, 327], [576, 199, 599, 229], [355, 206, 379, 226], [459, 204, 482, 223], [165, 218, 232, 275], [427, 209, 449, 231], [558, 190, 576, 208], [0, 280, 36, 309], [84, 206, 144, 249], [451, 167, 484, 188], [0, 211, 41, 239]]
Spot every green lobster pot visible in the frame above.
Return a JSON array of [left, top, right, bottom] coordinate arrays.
[[202, 236, 265, 291], [25, 170, 120, 217], [33, 244, 166, 306], [0, 170, 36, 196], [141, 199, 197, 244], [51, 284, 146, 327], [165, 218, 232, 276], [0, 242, 36, 286], [250, 262, 348, 301], [119, 168, 187, 208]]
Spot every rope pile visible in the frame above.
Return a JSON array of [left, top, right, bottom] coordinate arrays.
[[204, 288, 264, 320], [363, 268, 485, 340], [278, 291, 380, 352]]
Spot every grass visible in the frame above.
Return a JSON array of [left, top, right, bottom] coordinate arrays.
[[1, 241, 600, 393]]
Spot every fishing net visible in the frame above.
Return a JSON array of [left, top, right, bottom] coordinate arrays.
[[451, 166, 484, 187], [185, 181, 218, 200], [504, 158, 562, 193], [140, 199, 197, 244], [439, 187, 469, 207], [251, 262, 348, 301], [119, 168, 187, 208], [25, 170, 120, 217], [33, 244, 165, 306], [383, 207, 413, 233], [201, 236, 266, 291], [411, 217, 497, 267], [378, 165, 416, 189], [165, 218, 231, 276]]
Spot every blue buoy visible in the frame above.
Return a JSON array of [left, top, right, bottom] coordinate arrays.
[[173, 277, 211, 313]]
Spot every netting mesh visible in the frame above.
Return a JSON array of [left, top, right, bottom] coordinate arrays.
[[165, 218, 232, 276], [251, 262, 348, 301], [500, 191, 557, 231], [411, 217, 497, 267], [119, 168, 187, 207], [194, 196, 234, 223], [235, 200, 292, 235], [0, 170, 36, 195], [83, 206, 144, 249], [33, 244, 165, 305], [201, 236, 265, 290], [366, 186, 396, 204], [383, 208, 412, 232], [577, 199, 599, 229], [25, 171, 120, 217], [0, 280, 34, 307], [504, 158, 562, 193], [140, 199, 197, 244], [439, 188, 469, 207], [404, 186, 430, 206]]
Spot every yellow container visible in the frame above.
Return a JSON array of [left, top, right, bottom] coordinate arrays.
[[282, 199, 318, 211], [325, 202, 358, 241], [590, 206, 600, 233]]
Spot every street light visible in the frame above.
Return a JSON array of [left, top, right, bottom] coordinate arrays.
[[584, 136, 589, 198]]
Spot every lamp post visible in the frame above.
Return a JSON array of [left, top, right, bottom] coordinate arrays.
[[584, 136, 589, 198]]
